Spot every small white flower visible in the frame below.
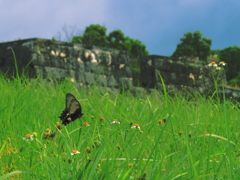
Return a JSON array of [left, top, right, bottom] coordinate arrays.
[[110, 119, 120, 124], [83, 122, 90, 127], [71, 150, 80, 155], [23, 134, 34, 141], [219, 61, 227, 66], [131, 124, 141, 130], [207, 62, 218, 67], [209, 158, 219, 162]]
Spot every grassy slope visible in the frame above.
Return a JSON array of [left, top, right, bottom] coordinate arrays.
[[0, 75, 239, 179]]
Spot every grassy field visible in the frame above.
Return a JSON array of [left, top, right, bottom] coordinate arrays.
[[0, 74, 239, 180]]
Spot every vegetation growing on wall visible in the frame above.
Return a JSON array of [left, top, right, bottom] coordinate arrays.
[[218, 45, 240, 87], [172, 31, 212, 61], [71, 24, 149, 59], [70, 24, 149, 86], [54, 26, 240, 87], [171, 30, 240, 87], [207, 46, 240, 87]]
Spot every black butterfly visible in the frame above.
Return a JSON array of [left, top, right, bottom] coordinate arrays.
[[59, 93, 83, 125]]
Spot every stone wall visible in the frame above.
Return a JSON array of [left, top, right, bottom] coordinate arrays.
[[0, 38, 230, 97], [220, 86, 240, 101], [0, 38, 132, 90], [140, 55, 227, 95]]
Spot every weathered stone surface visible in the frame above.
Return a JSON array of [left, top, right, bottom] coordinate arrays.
[[76, 71, 85, 84], [0, 38, 132, 89], [84, 72, 95, 85], [140, 55, 227, 94], [221, 87, 240, 99], [44, 67, 67, 79], [119, 77, 133, 90], [0, 38, 229, 96], [130, 87, 148, 97], [106, 75, 118, 88], [96, 75, 107, 87]]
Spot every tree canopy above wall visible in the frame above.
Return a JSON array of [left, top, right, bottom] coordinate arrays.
[[54, 26, 240, 87], [71, 24, 149, 59], [219, 45, 240, 85], [70, 24, 149, 86], [172, 31, 212, 61]]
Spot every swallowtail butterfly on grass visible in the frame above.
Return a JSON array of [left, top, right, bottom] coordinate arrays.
[[59, 93, 83, 125]]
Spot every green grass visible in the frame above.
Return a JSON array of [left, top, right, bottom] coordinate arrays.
[[0, 74, 239, 180]]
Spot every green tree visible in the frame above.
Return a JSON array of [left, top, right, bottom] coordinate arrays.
[[172, 31, 212, 61], [228, 73, 240, 87], [219, 45, 240, 81], [124, 37, 149, 86], [72, 24, 108, 47], [210, 49, 221, 56], [106, 30, 126, 50], [71, 25, 149, 58], [71, 25, 149, 86], [129, 38, 149, 58], [71, 36, 82, 43], [106, 30, 149, 58], [207, 49, 221, 62], [51, 37, 57, 42], [106, 30, 149, 86]]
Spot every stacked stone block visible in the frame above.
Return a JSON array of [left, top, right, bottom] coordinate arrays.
[[0, 38, 229, 96], [140, 55, 227, 95], [0, 38, 133, 90]]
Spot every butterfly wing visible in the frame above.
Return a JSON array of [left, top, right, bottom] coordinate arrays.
[[59, 93, 83, 125], [66, 93, 76, 112], [68, 98, 82, 120]]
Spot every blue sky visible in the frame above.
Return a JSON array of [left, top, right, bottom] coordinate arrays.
[[1, 0, 240, 56]]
